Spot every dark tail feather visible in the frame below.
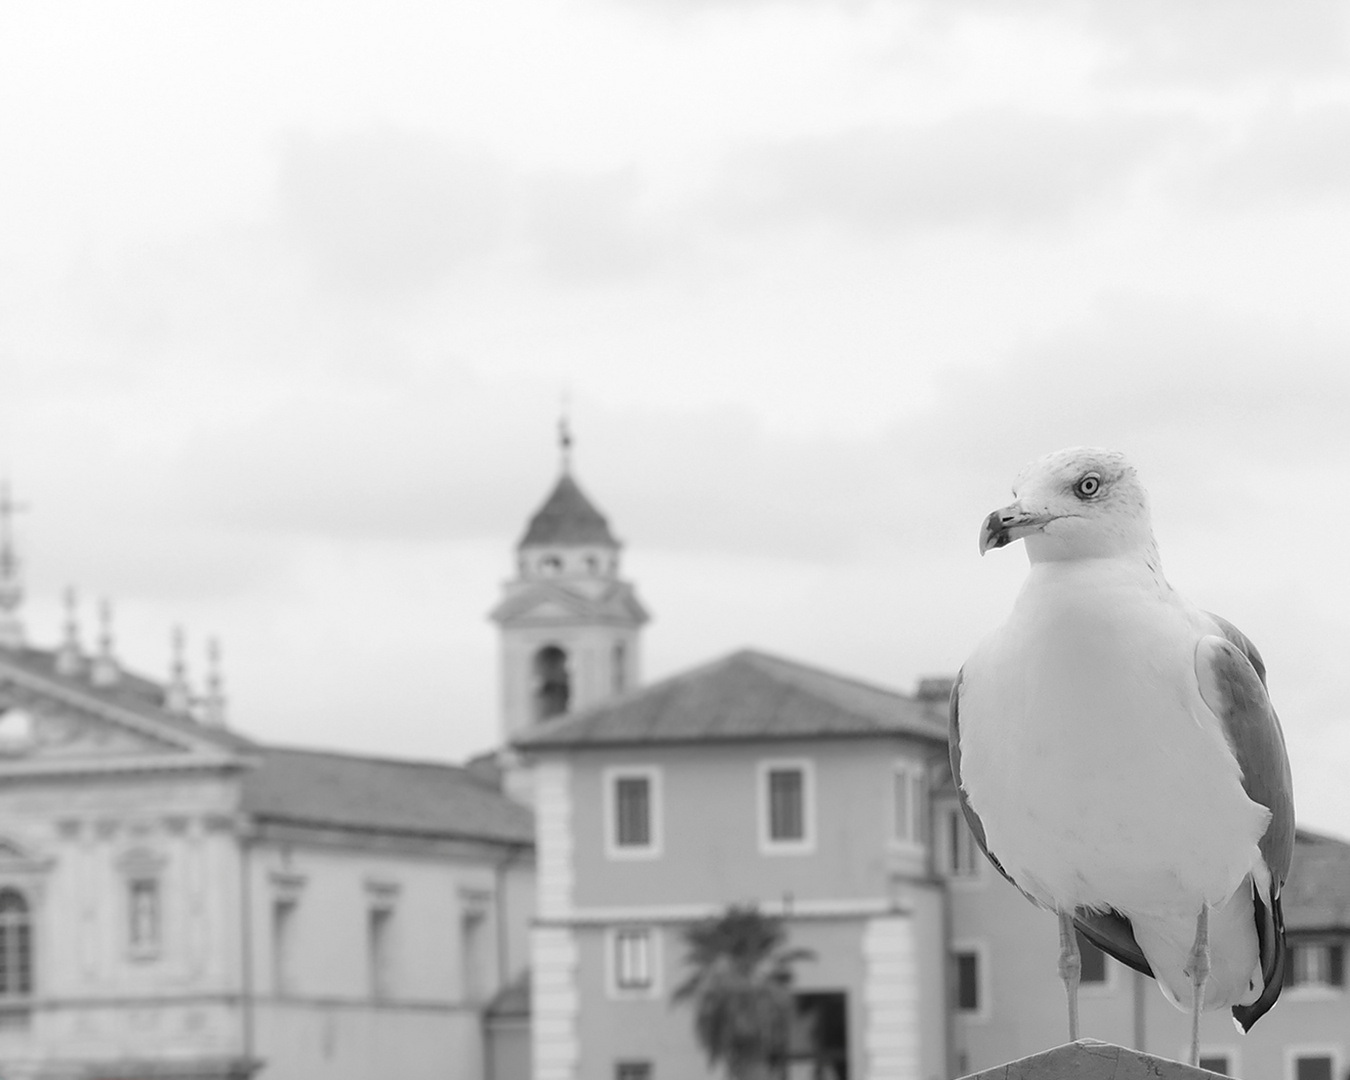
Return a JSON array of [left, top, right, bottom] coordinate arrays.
[[1231, 885, 1287, 1032], [1074, 908, 1153, 978]]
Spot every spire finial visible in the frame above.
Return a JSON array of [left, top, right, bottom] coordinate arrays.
[[0, 480, 29, 648], [91, 598, 121, 687], [202, 637, 227, 728], [55, 586, 84, 676], [558, 400, 573, 475], [165, 625, 193, 714]]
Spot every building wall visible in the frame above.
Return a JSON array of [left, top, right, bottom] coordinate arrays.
[[244, 833, 522, 1080], [532, 739, 951, 1080], [564, 737, 941, 911], [499, 624, 640, 744], [0, 768, 247, 1073]]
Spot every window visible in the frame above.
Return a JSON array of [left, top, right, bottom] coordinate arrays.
[[953, 949, 981, 1013], [369, 907, 393, 1000], [1293, 1055, 1334, 1080], [128, 877, 161, 958], [942, 807, 980, 879], [892, 761, 927, 847], [272, 899, 297, 996], [615, 929, 652, 990], [606, 768, 661, 858], [616, 1063, 652, 1080], [533, 645, 571, 721], [612, 640, 627, 694], [610, 927, 659, 998], [1076, 930, 1108, 986], [1198, 1053, 1232, 1076], [0, 709, 33, 753], [1288, 942, 1345, 989], [759, 761, 814, 853], [0, 888, 32, 1005], [460, 894, 490, 1002]]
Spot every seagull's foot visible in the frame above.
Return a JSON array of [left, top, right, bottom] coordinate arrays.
[[1183, 905, 1210, 1067], [1057, 910, 1082, 1042]]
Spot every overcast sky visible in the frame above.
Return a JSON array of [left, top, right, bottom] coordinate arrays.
[[3, 0, 1349, 834]]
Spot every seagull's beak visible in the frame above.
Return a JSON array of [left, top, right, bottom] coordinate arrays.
[[979, 503, 1051, 555]]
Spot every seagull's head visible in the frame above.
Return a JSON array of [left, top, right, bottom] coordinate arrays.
[[979, 447, 1157, 563]]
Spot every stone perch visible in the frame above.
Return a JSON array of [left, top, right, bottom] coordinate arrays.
[[964, 1041, 1228, 1080]]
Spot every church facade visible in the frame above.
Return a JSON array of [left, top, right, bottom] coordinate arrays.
[[0, 493, 535, 1078]]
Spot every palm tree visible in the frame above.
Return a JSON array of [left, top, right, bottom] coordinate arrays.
[[671, 905, 816, 1080]]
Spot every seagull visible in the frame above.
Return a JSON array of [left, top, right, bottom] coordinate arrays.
[[950, 447, 1294, 1065]]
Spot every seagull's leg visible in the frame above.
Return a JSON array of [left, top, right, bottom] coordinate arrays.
[[1183, 905, 1210, 1067], [1057, 910, 1081, 1042]]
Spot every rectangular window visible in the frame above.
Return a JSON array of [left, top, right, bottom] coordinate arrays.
[[1295, 1056, 1333, 1080], [945, 808, 979, 878], [1289, 942, 1346, 988], [1198, 1054, 1231, 1076], [461, 907, 489, 1002], [606, 768, 661, 858], [616, 1063, 652, 1080], [128, 877, 162, 957], [893, 762, 927, 846], [272, 899, 297, 996], [954, 949, 980, 1013], [615, 928, 654, 992], [1076, 930, 1108, 985], [769, 769, 805, 842], [615, 777, 651, 848], [369, 907, 393, 1000]]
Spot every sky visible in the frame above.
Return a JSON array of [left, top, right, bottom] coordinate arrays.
[[2, 1, 1350, 834]]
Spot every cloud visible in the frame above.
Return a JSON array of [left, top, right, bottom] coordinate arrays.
[[709, 111, 1189, 234], [277, 128, 512, 298], [525, 167, 683, 283], [1190, 104, 1350, 208], [907, 0, 1350, 86]]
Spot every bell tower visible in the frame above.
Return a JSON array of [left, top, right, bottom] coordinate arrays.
[[490, 422, 649, 747]]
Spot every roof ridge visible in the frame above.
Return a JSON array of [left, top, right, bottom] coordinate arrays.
[[260, 742, 478, 775], [739, 647, 916, 702]]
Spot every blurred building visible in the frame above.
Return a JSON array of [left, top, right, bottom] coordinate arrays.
[[0, 489, 535, 1079]]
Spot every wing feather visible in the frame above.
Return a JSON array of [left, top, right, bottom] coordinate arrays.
[[1197, 613, 1296, 1031]]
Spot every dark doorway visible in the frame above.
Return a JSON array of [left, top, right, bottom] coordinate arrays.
[[789, 991, 847, 1080]]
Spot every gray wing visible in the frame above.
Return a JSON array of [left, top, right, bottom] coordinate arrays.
[[1199, 613, 1296, 885], [948, 668, 1155, 976], [1197, 613, 1296, 1031]]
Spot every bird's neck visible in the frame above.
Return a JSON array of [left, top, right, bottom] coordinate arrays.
[[1023, 543, 1172, 599]]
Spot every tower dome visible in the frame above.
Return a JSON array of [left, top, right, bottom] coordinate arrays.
[[490, 423, 649, 748]]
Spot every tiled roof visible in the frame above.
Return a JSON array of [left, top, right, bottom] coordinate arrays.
[[514, 648, 950, 750], [1284, 828, 1350, 931], [518, 473, 618, 548], [240, 746, 535, 846]]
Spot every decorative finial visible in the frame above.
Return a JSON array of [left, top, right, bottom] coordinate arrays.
[[0, 480, 29, 649], [165, 625, 193, 714], [558, 408, 573, 475], [201, 637, 227, 727], [91, 598, 120, 687], [55, 587, 84, 676]]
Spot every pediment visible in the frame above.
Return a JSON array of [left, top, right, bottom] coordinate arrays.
[[491, 581, 649, 627], [0, 671, 226, 770], [491, 586, 597, 625]]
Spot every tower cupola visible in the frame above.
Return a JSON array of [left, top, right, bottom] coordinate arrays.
[[490, 421, 649, 747]]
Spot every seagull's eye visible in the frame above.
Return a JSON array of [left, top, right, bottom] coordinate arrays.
[[1074, 473, 1102, 499]]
